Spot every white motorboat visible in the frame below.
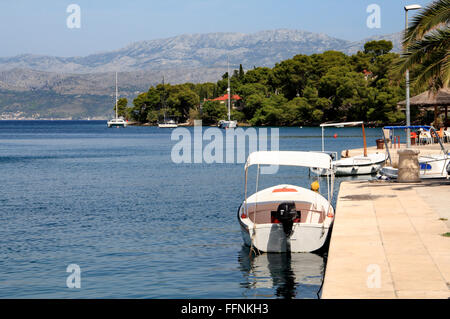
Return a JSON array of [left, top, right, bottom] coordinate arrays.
[[218, 120, 237, 129], [219, 59, 237, 129], [238, 151, 335, 253], [311, 153, 387, 176], [158, 119, 178, 128], [107, 117, 127, 128], [380, 153, 450, 179], [107, 72, 127, 128], [311, 121, 386, 176], [379, 126, 450, 179]]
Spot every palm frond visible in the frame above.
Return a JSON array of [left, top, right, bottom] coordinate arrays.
[[403, 0, 450, 45], [397, 26, 449, 90], [442, 51, 450, 87], [398, 28, 449, 72], [414, 53, 447, 90]]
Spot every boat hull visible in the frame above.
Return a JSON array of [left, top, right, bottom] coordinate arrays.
[[380, 155, 450, 179], [238, 184, 334, 253], [158, 123, 178, 128], [239, 221, 330, 253], [334, 160, 385, 176], [107, 121, 127, 128], [218, 120, 237, 129], [311, 154, 386, 176]]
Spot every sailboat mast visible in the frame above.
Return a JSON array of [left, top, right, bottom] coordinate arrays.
[[162, 76, 166, 123], [362, 123, 367, 157], [227, 59, 231, 122], [115, 72, 118, 120]]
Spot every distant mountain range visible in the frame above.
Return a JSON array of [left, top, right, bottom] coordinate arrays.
[[0, 29, 402, 119]]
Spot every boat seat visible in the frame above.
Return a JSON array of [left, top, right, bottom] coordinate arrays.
[[246, 202, 324, 224]]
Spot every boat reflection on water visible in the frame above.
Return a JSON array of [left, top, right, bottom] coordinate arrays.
[[238, 246, 325, 299]]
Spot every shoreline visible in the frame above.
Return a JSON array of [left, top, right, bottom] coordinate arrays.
[[0, 118, 399, 128], [0, 119, 432, 131]]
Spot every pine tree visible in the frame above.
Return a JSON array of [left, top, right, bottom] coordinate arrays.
[[239, 64, 245, 80]]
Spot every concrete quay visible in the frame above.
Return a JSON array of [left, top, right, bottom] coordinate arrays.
[[321, 179, 450, 299]]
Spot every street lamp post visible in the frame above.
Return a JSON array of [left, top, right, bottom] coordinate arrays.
[[404, 4, 422, 148]]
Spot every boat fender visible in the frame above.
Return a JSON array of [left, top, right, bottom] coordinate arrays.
[[311, 181, 320, 192]]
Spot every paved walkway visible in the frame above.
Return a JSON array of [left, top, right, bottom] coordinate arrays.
[[416, 182, 450, 229], [321, 180, 450, 299]]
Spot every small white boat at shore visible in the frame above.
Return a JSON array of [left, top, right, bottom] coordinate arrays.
[[379, 125, 450, 180], [158, 119, 178, 128], [218, 119, 237, 129], [311, 121, 386, 176], [107, 117, 127, 128], [380, 154, 450, 179], [219, 59, 237, 129], [311, 153, 386, 176], [158, 77, 178, 128], [107, 72, 127, 128], [238, 151, 335, 253]]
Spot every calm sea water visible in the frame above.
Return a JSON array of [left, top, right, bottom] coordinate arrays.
[[0, 120, 383, 299]]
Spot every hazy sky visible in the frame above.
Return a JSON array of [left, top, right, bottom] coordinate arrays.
[[0, 0, 433, 57]]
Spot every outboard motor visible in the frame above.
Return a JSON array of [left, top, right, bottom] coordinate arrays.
[[273, 202, 298, 237]]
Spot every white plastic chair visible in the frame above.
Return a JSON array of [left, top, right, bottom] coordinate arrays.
[[419, 131, 432, 144]]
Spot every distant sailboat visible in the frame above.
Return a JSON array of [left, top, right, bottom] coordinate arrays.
[[107, 72, 127, 128], [218, 59, 237, 129], [158, 76, 178, 128]]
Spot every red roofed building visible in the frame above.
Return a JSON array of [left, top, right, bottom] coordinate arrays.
[[211, 94, 242, 102], [206, 94, 243, 110], [362, 69, 373, 80]]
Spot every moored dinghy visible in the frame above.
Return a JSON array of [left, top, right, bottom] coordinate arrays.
[[238, 151, 335, 253], [379, 125, 450, 179], [311, 121, 386, 176]]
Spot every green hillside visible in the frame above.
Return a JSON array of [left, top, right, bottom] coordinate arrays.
[[0, 89, 112, 119]]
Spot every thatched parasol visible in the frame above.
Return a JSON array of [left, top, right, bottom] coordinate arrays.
[[397, 87, 450, 126]]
